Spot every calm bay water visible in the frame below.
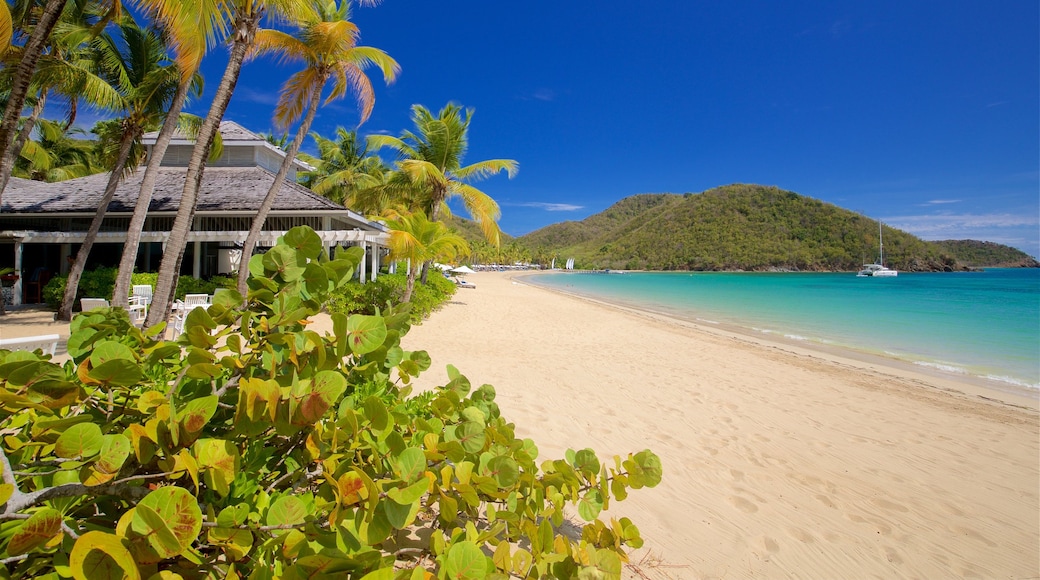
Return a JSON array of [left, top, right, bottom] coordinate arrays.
[[526, 269, 1040, 389]]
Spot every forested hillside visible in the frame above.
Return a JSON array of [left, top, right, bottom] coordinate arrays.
[[518, 184, 1025, 271], [932, 240, 1039, 268]]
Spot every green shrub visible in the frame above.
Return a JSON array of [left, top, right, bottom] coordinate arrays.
[[328, 270, 456, 323], [42, 270, 237, 309], [0, 226, 661, 578]]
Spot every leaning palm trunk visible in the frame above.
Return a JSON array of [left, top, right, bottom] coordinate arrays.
[[0, 0, 65, 203], [111, 80, 190, 308], [145, 36, 252, 329], [402, 261, 417, 302], [57, 129, 137, 320], [0, 93, 47, 195], [236, 85, 323, 295]]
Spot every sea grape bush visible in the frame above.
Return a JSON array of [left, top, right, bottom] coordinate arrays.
[[0, 226, 661, 579]]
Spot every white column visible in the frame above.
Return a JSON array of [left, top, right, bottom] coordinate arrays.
[[11, 240, 23, 306], [358, 244, 367, 284], [193, 241, 201, 278], [370, 242, 379, 281]]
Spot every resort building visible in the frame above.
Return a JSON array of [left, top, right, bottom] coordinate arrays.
[[0, 121, 389, 305]]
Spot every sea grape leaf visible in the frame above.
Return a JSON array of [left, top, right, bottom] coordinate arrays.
[[387, 479, 429, 506], [295, 371, 346, 424], [69, 531, 141, 580], [394, 447, 426, 483], [624, 450, 663, 489], [263, 246, 305, 281], [455, 421, 486, 454], [131, 504, 182, 559], [55, 423, 103, 459], [577, 489, 604, 521], [443, 541, 490, 580], [283, 226, 324, 259], [88, 341, 136, 367], [194, 439, 240, 497], [87, 359, 144, 386], [267, 495, 307, 528], [383, 496, 421, 530], [180, 395, 218, 435], [345, 315, 387, 356], [487, 456, 520, 488], [7, 508, 62, 556], [363, 396, 389, 432], [95, 434, 131, 474], [573, 449, 600, 476], [135, 486, 203, 558]]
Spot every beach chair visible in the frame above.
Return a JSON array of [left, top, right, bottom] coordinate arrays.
[[80, 298, 110, 311], [170, 294, 211, 336], [132, 285, 153, 307], [0, 334, 60, 356]]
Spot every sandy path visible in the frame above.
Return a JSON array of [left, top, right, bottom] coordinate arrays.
[[400, 271, 1039, 579]]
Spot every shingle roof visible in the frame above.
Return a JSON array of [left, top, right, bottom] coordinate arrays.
[[2, 165, 349, 215], [142, 120, 261, 144]]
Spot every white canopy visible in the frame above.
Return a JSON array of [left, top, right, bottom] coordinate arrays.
[[451, 265, 476, 274]]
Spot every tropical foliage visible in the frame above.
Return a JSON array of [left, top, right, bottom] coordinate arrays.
[[0, 227, 660, 578], [368, 103, 518, 246]]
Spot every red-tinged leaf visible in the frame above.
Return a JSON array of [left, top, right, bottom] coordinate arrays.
[[7, 508, 62, 556]]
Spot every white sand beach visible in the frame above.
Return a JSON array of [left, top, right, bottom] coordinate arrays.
[[400, 271, 1040, 579], [1, 275, 1037, 579]]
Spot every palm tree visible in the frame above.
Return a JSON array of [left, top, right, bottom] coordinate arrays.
[[57, 17, 193, 320], [368, 102, 517, 282], [12, 118, 100, 181], [145, 0, 320, 328], [298, 126, 388, 209], [0, 0, 121, 203], [382, 209, 469, 302], [368, 103, 518, 246], [110, 0, 221, 307], [235, 0, 398, 294], [0, 0, 122, 194]]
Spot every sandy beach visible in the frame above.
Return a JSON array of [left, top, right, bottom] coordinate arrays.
[[400, 271, 1040, 579], [2, 275, 1037, 579]]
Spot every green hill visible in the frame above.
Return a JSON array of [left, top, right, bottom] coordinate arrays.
[[931, 240, 1039, 268], [518, 184, 1033, 271]]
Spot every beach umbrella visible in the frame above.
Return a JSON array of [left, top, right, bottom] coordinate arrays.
[[434, 263, 453, 271], [451, 265, 476, 274]]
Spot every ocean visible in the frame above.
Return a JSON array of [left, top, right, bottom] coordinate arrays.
[[526, 269, 1040, 391]]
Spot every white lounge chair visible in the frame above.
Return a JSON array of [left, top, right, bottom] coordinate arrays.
[[0, 334, 60, 356], [170, 294, 211, 336], [80, 298, 110, 311]]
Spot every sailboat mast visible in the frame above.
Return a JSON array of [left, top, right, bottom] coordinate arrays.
[[878, 222, 884, 266]]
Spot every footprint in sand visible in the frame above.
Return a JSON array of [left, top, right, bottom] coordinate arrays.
[[814, 494, 837, 509], [761, 536, 780, 553], [785, 527, 814, 543], [728, 496, 758, 513]]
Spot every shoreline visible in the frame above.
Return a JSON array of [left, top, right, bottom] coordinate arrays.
[[401, 270, 1039, 579], [516, 272, 1040, 412]]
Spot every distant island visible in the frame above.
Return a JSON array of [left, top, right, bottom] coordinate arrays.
[[489, 184, 1038, 272]]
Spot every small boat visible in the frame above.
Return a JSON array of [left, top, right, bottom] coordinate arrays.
[[857, 221, 898, 277]]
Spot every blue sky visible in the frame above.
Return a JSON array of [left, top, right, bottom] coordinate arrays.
[[189, 1, 1038, 256]]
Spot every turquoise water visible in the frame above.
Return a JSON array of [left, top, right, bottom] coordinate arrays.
[[527, 269, 1040, 389]]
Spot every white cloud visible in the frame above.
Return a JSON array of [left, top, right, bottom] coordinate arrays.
[[511, 202, 583, 212], [885, 212, 1040, 257], [234, 87, 280, 107], [922, 199, 961, 205]]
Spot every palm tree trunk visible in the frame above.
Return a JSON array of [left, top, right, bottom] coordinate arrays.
[[146, 33, 254, 329], [236, 84, 324, 295], [111, 80, 190, 308], [402, 262, 417, 302], [0, 93, 47, 195], [57, 129, 137, 321], [0, 0, 66, 203]]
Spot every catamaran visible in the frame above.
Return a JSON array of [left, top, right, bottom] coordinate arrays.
[[857, 222, 898, 277]]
